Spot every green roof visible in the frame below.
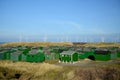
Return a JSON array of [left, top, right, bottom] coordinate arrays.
[[61, 51, 76, 55], [29, 49, 39, 54], [12, 51, 22, 56]]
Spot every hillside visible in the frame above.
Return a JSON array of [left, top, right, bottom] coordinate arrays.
[[1, 42, 120, 48]]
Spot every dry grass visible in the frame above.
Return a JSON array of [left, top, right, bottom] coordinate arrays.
[[0, 42, 73, 47], [44, 59, 59, 64], [0, 60, 120, 80], [73, 63, 120, 80], [1, 42, 120, 48], [83, 42, 120, 48], [0, 60, 63, 80]]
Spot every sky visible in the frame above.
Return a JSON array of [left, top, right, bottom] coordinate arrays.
[[0, 0, 120, 42]]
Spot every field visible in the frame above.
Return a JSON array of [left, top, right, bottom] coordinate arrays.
[[0, 59, 120, 80], [0, 42, 120, 48], [0, 42, 73, 47]]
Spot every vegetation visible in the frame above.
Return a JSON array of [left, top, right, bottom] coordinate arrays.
[[44, 59, 59, 64], [0, 60, 63, 80], [83, 42, 120, 48], [0, 42, 73, 47], [73, 42, 120, 48], [1, 42, 120, 48], [74, 65, 120, 80], [0, 60, 120, 80]]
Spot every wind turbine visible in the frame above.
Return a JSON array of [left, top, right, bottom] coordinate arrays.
[[76, 36, 79, 42], [68, 37, 71, 42], [101, 36, 105, 42], [43, 34, 47, 42], [56, 36, 59, 42], [25, 36, 28, 42], [19, 34, 22, 42], [66, 36, 69, 42]]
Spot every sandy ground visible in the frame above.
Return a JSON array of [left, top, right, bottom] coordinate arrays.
[[55, 59, 120, 67]]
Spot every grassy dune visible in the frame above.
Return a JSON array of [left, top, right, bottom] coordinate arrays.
[[83, 42, 120, 48], [0, 60, 120, 80], [0, 42, 73, 47], [1, 42, 120, 48], [0, 60, 63, 80]]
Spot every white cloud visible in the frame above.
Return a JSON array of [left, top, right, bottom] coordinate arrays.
[[47, 20, 108, 35]]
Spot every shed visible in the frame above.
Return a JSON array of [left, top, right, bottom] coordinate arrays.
[[44, 50, 54, 60], [22, 48, 31, 55], [78, 49, 112, 61], [0, 51, 4, 60], [46, 52, 59, 60], [110, 50, 117, 59], [44, 48, 60, 60], [19, 53, 27, 61], [44, 49, 53, 60], [93, 49, 111, 61], [78, 52, 86, 59], [26, 49, 45, 62], [10, 51, 22, 61], [117, 48, 120, 57], [3, 51, 12, 60], [51, 48, 60, 53], [59, 51, 78, 62], [83, 47, 92, 52]]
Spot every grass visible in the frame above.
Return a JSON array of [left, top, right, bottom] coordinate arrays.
[[44, 59, 59, 64], [0, 60, 120, 80], [0, 42, 73, 47], [0, 60, 63, 80], [74, 65, 120, 80], [1, 42, 120, 48], [83, 42, 120, 48]]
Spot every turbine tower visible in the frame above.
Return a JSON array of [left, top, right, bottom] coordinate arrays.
[[76, 36, 79, 42], [43, 34, 47, 42], [66, 36, 69, 42], [101, 36, 105, 42], [60, 36, 63, 42], [25, 36, 28, 42], [19, 34, 22, 42]]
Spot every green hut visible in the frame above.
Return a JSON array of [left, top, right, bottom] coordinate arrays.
[[19, 53, 27, 61], [60, 51, 78, 62], [22, 48, 31, 55], [45, 54, 52, 60], [44, 50, 53, 60], [78, 52, 86, 59], [45, 54, 53, 60], [46, 52, 59, 60], [0, 51, 4, 60], [84, 49, 111, 61], [10, 51, 22, 61], [44, 48, 59, 60], [3, 51, 11, 60], [110, 50, 117, 59], [117, 48, 120, 57], [78, 48, 112, 61], [93, 50, 111, 61], [26, 49, 45, 62], [19, 47, 31, 61]]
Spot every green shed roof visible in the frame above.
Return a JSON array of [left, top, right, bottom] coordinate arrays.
[[12, 51, 22, 56], [61, 51, 76, 55], [29, 49, 39, 54]]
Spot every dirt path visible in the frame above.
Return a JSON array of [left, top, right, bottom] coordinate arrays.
[[55, 59, 120, 67]]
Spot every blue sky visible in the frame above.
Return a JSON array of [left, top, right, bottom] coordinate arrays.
[[0, 0, 120, 42]]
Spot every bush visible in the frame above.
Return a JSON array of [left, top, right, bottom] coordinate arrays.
[[74, 66, 120, 80]]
